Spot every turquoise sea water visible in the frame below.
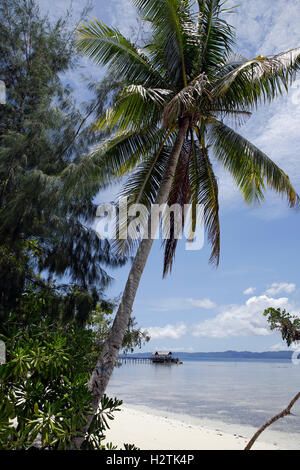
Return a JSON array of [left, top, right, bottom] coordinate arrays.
[[107, 359, 300, 434]]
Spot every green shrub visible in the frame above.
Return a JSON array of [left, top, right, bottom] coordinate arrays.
[[0, 289, 144, 449]]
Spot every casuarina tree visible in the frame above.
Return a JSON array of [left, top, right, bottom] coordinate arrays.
[[0, 0, 126, 308]]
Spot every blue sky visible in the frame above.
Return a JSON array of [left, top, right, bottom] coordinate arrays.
[[39, 0, 300, 352]]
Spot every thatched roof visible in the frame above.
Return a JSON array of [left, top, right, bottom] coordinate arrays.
[[153, 351, 172, 356]]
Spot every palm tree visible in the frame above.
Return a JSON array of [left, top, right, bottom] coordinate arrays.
[[71, 0, 300, 445]]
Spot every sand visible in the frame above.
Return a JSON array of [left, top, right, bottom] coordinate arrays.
[[104, 405, 287, 450]]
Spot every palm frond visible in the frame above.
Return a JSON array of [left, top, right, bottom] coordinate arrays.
[[190, 133, 220, 265], [213, 109, 252, 128], [210, 120, 300, 207], [178, 1, 202, 81], [125, 85, 172, 105], [94, 85, 168, 133], [212, 47, 300, 108], [162, 140, 192, 276], [133, 0, 189, 87], [162, 73, 209, 128], [75, 2, 300, 280], [114, 142, 174, 255], [120, 135, 175, 207], [195, 0, 235, 77], [76, 18, 164, 87], [61, 126, 166, 198]]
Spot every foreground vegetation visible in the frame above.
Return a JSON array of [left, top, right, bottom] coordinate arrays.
[[0, 256, 148, 450]]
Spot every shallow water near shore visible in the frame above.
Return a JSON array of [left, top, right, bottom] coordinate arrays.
[[106, 359, 300, 448]]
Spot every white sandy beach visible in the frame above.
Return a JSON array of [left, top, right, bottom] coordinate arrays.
[[105, 405, 287, 450]]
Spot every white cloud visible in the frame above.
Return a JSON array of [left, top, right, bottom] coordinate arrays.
[[243, 287, 256, 295], [269, 342, 289, 351], [146, 323, 187, 340], [144, 285, 300, 343], [187, 298, 216, 309], [147, 297, 216, 312], [107, 0, 138, 36], [227, 0, 300, 56], [265, 282, 296, 296], [269, 342, 299, 352], [192, 295, 291, 339]]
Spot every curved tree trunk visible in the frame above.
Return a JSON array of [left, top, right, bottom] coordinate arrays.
[[72, 117, 190, 448]]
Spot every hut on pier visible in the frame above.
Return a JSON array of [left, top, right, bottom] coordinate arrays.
[[150, 351, 179, 364]]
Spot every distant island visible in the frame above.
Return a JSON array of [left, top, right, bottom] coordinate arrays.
[[121, 350, 294, 361]]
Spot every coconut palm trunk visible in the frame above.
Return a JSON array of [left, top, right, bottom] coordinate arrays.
[[72, 116, 190, 448]]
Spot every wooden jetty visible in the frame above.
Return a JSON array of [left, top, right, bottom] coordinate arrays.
[[118, 356, 151, 364], [119, 351, 182, 365]]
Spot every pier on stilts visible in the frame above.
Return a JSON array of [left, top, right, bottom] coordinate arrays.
[[118, 356, 152, 364], [118, 351, 182, 365]]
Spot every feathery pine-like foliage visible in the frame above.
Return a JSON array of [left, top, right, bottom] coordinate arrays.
[[0, 238, 102, 325], [74, 0, 300, 276], [0, 0, 125, 294]]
